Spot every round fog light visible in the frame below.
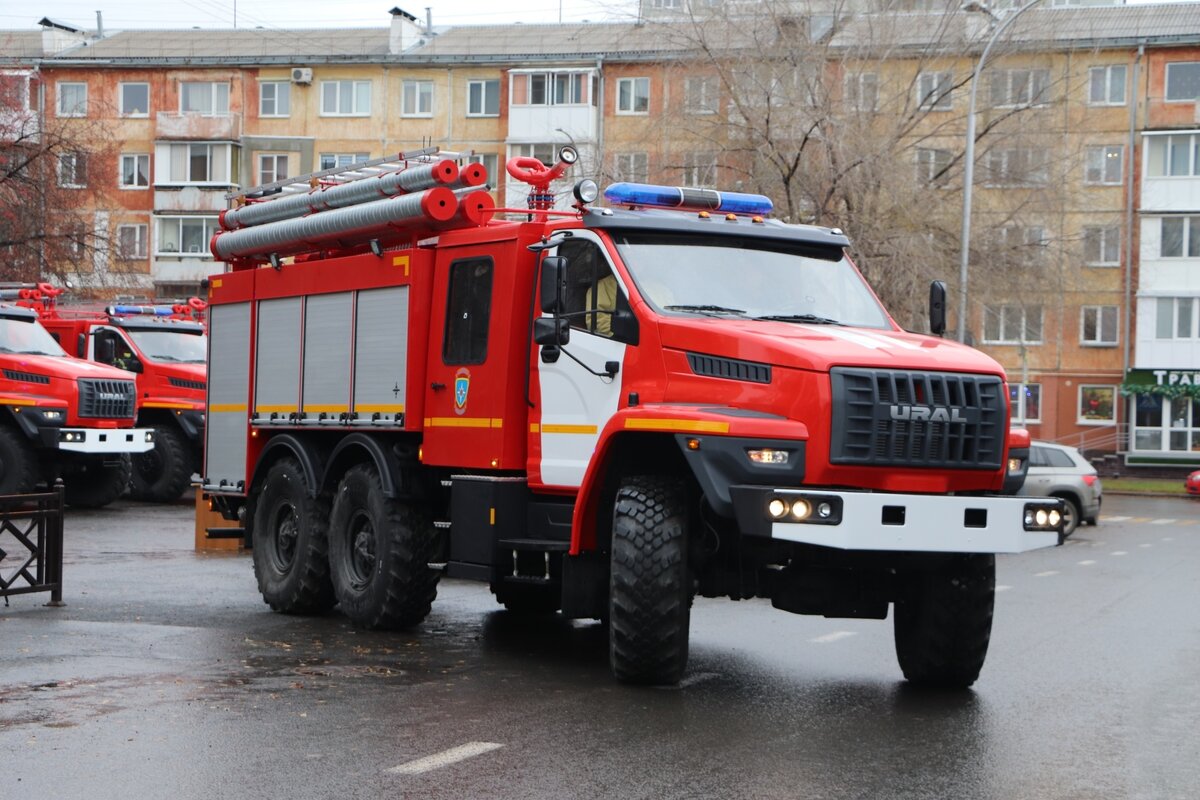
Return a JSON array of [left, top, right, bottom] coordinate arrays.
[[1035, 509, 1048, 526], [767, 499, 787, 519], [791, 499, 811, 520], [817, 502, 832, 519], [1049, 509, 1061, 527]]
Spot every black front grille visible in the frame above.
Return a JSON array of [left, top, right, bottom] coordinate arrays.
[[830, 367, 1006, 470], [77, 378, 137, 420], [687, 353, 771, 384], [169, 376, 206, 391], [4, 369, 50, 384]]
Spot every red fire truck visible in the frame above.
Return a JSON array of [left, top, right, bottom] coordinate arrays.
[[0, 292, 155, 506], [32, 290, 207, 502], [203, 147, 1062, 687]]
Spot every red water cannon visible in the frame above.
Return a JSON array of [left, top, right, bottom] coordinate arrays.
[[505, 145, 579, 211]]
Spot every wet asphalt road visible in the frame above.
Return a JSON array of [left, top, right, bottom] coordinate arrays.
[[1, 495, 1198, 800]]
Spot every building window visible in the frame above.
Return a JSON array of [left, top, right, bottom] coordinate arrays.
[[844, 71, 878, 111], [1010, 383, 1042, 424], [57, 152, 86, 188], [161, 143, 231, 183], [916, 71, 952, 111], [467, 79, 499, 116], [259, 81, 290, 117], [682, 152, 717, 188], [468, 153, 498, 182], [511, 143, 556, 165], [443, 257, 493, 365], [989, 68, 1050, 108], [156, 216, 219, 256], [401, 80, 434, 117], [116, 224, 148, 260], [319, 153, 370, 170], [119, 82, 149, 116], [613, 152, 649, 184], [1155, 297, 1199, 340], [984, 147, 1049, 186], [511, 72, 592, 106], [1088, 65, 1126, 105], [1146, 133, 1200, 177], [916, 148, 951, 186], [617, 77, 650, 114], [993, 225, 1047, 261], [1164, 62, 1200, 103], [320, 80, 371, 116], [1160, 217, 1200, 258], [1084, 145, 1123, 185], [684, 76, 719, 114], [258, 154, 289, 185], [1078, 385, 1116, 425], [983, 304, 1042, 344], [1081, 305, 1118, 346], [120, 154, 150, 188], [56, 82, 87, 117], [1132, 393, 1200, 453], [1083, 225, 1120, 265], [180, 82, 230, 115], [1, 73, 31, 110]]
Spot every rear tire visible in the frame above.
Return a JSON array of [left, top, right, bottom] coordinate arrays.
[[0, 427, 39, 495], [63, 455, 131, 509], [894, 554, 995, 688], [608, 475, 691, 685], [328, 464, 439, 630], [129, 425, 193, 502], [251, 457, 335, 614]]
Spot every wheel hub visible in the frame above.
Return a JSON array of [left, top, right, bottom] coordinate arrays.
[[272, 505, 298, 569], [349, 513, 376, 585]]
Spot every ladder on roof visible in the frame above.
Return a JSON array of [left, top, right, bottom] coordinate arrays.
[[225, 145, 481, 205]]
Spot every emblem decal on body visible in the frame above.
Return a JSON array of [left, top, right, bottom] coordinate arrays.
[[454, 368, 470, 415]]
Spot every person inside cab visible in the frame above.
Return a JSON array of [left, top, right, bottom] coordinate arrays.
[[559, 239, 624, 338]]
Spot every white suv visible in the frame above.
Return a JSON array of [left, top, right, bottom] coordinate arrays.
[[1018, 441, 1102, 540]]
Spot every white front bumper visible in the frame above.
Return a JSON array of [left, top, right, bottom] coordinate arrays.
[[54, 427, 155, 455], [764, 490, 1060, 554]]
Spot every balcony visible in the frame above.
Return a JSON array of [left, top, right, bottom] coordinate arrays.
[[508, 105, 598, 144], [153, 185, 234, 213], [155, 111, 241, 141], [1142, 175, 1200, 213]]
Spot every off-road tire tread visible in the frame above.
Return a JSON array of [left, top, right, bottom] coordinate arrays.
[[129, 425, 193, 502], [329, 464, 439, 631], [251, 458, 336, 615], [609, 475, 691, 685], [894, 554, 995, 688], [63, 455, 132, 509], [0, 427, 40, 495]]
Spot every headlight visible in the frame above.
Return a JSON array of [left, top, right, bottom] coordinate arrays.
[[763, 493, 842, 525], [1008, 457, 1023, 473], [747, 448, 789, 465], [1023, 502, 1063, 531], [42, 410, 64, 422]]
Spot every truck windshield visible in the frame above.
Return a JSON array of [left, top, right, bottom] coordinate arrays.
[[127, 330, 207, 363], [612, 232, 892, 330], [0, 317, 67, 356]]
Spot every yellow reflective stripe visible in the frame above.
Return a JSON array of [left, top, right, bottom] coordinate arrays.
[[209, 403, 247, 413], [142, 401, 196, 410], [541, 424, 598, 435], [424, 416, 503, 429], [355, 403, 406, 413], [302, 404, 348, 414], [624, 418, 730, 434], [255, 404, 295, 413], [0, 397, 37, 406]]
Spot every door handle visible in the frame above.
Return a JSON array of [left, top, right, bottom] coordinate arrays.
[[431, 382, 446, 391]]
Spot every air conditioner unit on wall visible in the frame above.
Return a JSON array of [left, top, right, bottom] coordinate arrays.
[[291, 67, 312, 85]]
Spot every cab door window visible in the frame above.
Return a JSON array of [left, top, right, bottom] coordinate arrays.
[[443, 256, 493, 365], [557, 239, 627, 339]]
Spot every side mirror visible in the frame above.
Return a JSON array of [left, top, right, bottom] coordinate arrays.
[[96, 335, 115, 364], [533, 316, 570, 347], [540, 255, 568, 315], [929, 280, 947, 338], [76, 332, 86, 358], [610, 308, 639, 345]]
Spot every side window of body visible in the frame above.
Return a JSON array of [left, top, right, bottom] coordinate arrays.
[[443, 256, 493, 365], [557, 239, 629, 340]]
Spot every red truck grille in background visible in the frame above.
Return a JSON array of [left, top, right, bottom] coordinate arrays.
[[830, 367, 1005, 470], [76, 378, 137, 420]]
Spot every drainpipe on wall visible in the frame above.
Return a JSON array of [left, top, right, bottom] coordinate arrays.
[[1121, 42, 1144, 452], [595, 57, 604, 181]]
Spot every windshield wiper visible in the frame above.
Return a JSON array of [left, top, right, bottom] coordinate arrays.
[[663, 304, 747, 317], [754, 314, 843, 326]]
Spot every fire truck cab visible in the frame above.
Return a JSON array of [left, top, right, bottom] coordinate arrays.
[[204, 148, 1062, 687]]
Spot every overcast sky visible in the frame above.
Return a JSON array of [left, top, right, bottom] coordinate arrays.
[[2, 0, 640, 30]]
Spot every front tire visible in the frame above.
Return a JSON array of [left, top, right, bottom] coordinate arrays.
[[608, 476, 692, 685], [63, 455, 131, 509], [894, 554, 995, 688], [0, 427, 39, 495], [328, 464, 439, 630], [251, 457, 335, 614], [129, 425, 194, 502]]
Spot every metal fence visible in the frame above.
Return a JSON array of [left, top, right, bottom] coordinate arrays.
[[0, 481, 65, 606]]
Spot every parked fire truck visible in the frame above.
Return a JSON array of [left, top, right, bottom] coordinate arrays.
[[32, 289, 208, 502], [0, 287, 155, 506], [203, 146, 1062, 687]]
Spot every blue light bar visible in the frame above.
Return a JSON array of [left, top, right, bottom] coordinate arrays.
[[107, 305, 175, 316], [603, 182, 773, 216]]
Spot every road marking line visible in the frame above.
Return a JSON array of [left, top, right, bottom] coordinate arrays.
[[1034, 570, 1059, 577], [1078, 560, 1097, 566], [1103, 516, 1131, 522], [1139, 543, 1152, 548], [386, 742, 504, 775], [1162, 537, 1175, 542], [811, 631, 857, 644], [1111, 551, 1128, 556], [1151, 519, 1176, 525], [996, 585, 1013, 592]]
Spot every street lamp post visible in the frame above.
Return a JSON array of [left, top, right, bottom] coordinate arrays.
[[957, 0, 1042, 343]]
